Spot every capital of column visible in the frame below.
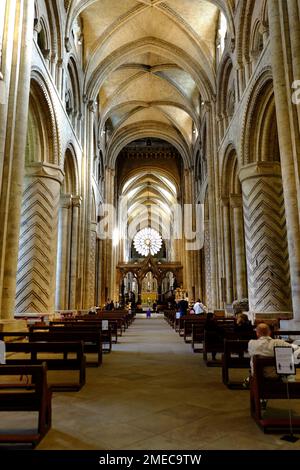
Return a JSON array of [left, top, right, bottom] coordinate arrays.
[[72, 195, 82, 207], [239, 161, 282, 184], [60, 194, 72, 209], [229, 194, 243, 208], [25, 162, 64, 184]]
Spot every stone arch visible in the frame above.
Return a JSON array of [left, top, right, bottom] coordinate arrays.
[[241, 67, 275, 165], [37, 16, 51, 58], [221, 145, 241, 198], [62, 145, 79, 195], [250, 19, 264, 65], [65, 55, 82, 129], [107, 121, 191, 170], [217, 54, 235, 130], [221, 145, 247, 303], [28, 70, 60, 165]]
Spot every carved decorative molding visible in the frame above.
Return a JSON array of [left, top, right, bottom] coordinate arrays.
[[25, 162, 64, 184], [16, 179, 60, 312], [241, 164, 292, 313]]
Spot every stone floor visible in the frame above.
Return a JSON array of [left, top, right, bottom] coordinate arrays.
[[2, 317, 300, 450]]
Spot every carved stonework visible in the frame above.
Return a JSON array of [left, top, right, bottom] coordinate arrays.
[[204, 221, 211, 308], [16, 175, 61, 312], [89, 227, 97, 306], [240, 163, 292, 314]]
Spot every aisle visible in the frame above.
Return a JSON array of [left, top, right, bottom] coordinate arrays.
[[38, 318, 296, 450]]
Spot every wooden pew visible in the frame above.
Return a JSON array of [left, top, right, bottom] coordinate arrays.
[[222, 339, 250, 389], [183, 317, 205, 343], [191, 323, 205, 352], [33, 322, 113, 353], [28, 330, 102, 367], [203, 320, 236, 366], [0, 330, 102, 368], [0, 363, 51, 446], [250, 355, 300, 433], [5, 341, 86, 391]]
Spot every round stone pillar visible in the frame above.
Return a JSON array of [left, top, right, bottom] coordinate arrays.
[[69, 195, 81, 309], [230, 195, 247, 300], [15, 163, 64, 313], [239, 162, 292, 319], [221, 197, 233, 304], [55, 194, 72, 310]]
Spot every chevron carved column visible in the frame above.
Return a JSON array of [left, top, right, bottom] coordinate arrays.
[[240, 162, 292, 319], [88, 221, 97, 307], [15, 163, 64, 313]]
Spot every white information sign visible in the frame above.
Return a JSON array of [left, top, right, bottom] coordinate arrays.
[[0, 340, 6, 364], [102, 320, 109, 331], [274, 346, 295, 375]]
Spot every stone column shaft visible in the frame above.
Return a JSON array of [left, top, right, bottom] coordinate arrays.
[[240, 162, 292, 318], [269, 0, 300, 321], [82, 100, 96, 307], [69, 195, 81, 308], [205, 104, 218, 308], [221, 198, 233, 303], [55, 194, 72, 310], [230, 195, 247, 299], [88, 221, 97, 307], [16, 163, 63, 313], [0, 0, 35, 318]]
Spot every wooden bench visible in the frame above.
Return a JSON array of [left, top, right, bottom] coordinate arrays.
[[5, 341, 86, 391], [29, 330, 102, 367], [250, 355, 300, 433], [0, 331, 102, 368], [191, 323, 205, 352], [0, 363, 51, 446], [32, 322, 113, 353], [203, 320, 235, 366], [183, 317, 205, 343], [222, 339, 250, 389]]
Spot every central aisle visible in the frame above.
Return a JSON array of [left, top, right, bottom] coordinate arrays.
[[38, 317, 295, 450]]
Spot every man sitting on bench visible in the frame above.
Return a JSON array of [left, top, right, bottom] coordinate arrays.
[[247, 323, 300, 401]]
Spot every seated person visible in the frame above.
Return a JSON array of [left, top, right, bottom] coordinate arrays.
[[234, 313, 255, 338], [248, 323, 300, 378], [193, 299, 207, 315]]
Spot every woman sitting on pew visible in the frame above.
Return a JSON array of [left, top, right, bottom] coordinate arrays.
[[234, 313, 255, 339]]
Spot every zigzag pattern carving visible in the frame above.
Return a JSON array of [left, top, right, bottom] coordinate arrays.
[[204, 224, 211, 308], [16, 179, 59, 312], [89, 231, 97, 306], [243, 179, 291, 312]]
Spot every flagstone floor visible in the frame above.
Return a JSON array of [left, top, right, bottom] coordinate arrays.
[[2, 317, 300, 450]]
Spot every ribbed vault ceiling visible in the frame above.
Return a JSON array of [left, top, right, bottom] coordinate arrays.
[[67, 0, 232, 162]]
